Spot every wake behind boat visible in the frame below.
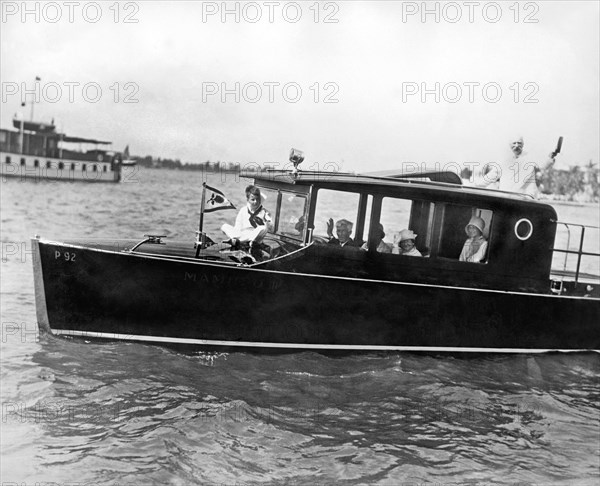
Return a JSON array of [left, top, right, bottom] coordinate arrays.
[[32, 151, 600, 353]]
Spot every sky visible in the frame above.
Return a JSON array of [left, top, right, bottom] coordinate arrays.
[[1, 0, 599, 172]]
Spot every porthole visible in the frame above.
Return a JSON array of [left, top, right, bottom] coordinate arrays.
[[515, 218, 533, 241]]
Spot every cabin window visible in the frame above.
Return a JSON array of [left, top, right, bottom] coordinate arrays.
[[378, 197, 434, 256], [58, 162, 64, 170], [313, 189, 362, 243], [278, 192, 307, 238], [34, 160, 39, 168], [0, 132, 6, 143], [256, 187, 278, 214], [5, 156, 10, 164], [20, 158, 25, 166], [515, 218, 533, 241], [250, 187, 278, 233], [438, 204, 493, 264]]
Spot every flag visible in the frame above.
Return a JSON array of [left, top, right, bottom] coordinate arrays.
[[203, 184, 236, 213]]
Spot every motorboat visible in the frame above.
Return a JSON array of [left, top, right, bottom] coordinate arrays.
[[32, 150, 600, 353], [1, 118, 131, 182]]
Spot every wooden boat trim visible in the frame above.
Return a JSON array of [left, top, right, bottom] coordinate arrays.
[[49, 329, 600, 354], [32, 238, 50, 330]]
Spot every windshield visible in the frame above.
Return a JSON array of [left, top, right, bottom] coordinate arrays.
[[279, 192, 307, 238], [258, 187, 307, 241]]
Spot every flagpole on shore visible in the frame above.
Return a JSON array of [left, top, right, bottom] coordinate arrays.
[[31, 76, 41, 122], [195, 183, 207, 257]]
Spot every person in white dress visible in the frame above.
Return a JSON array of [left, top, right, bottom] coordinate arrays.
[[459, 216, 488, 263]]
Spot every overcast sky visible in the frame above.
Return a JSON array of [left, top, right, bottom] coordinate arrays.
[[1, 1, 598, 172]]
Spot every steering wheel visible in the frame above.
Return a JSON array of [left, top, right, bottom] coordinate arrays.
[[312, 235, 329, 244], [262, 236, 290, 255]]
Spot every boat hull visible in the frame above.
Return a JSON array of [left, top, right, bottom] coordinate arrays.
[[33, 239, 600, 353], [1, 151, 121, 183]]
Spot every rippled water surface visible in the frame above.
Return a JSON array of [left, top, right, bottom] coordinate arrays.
[[1, 169, 599, 485]]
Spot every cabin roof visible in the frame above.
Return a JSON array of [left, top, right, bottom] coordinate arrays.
[[6, 121, 112, 145], [243, 169, 548, 205]]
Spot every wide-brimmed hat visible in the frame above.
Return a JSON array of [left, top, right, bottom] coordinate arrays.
[[465, 216, 485, 235], [399, 229, 417, 242]]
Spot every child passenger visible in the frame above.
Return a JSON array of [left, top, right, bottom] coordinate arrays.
[[459, 216, 488, 263], [360, 223, 392, 253], [393, 229, 422, 257], [221, 185, 272, 246]]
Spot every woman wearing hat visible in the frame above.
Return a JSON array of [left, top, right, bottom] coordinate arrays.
[[393, 229, 422, 257], [459, 216, 488, 263]]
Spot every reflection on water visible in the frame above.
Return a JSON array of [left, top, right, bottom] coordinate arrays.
[[1, 169, 599, 484]]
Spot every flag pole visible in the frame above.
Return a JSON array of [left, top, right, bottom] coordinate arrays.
[[195, 183, 207, 257]]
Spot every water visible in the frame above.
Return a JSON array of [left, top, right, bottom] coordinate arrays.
[[1, 168, 599, 485]]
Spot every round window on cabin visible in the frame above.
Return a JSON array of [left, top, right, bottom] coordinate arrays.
[[514, 218, 534, 241]]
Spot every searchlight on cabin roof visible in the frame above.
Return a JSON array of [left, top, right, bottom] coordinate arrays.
[[289, 148, 304, 177]]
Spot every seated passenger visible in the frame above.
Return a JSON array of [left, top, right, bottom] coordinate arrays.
[[393, 229, 422, 257], [221, 185, 272, 247], [459, 216, 488, 263], [294, 215, 305, 234], [361, 223, 392, 253], [326, 218, 360, 248]]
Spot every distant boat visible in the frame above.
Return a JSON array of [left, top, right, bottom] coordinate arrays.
[[0, 118, 133, 182], [120, 144, 136, 167]]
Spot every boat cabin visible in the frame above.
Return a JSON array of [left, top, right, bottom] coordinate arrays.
[[0, 119, 117, 163], [238, 168, 563, 295]]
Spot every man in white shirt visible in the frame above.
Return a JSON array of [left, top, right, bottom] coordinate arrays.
[[475, 136, 556, 197]]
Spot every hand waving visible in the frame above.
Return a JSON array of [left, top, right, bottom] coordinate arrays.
[[327, 218, 334, 238]]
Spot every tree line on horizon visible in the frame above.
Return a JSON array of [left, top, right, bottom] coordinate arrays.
[[538, 161, 598, 201], [133, 155, 599, 201]]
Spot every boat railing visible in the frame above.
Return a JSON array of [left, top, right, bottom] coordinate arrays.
[[550, 221, 600, 288]]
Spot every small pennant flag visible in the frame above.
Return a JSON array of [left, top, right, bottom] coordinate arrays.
[[203, 184, 236, 213]]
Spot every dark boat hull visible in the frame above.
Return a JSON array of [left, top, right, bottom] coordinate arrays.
[[33, 239, 600, 353]]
